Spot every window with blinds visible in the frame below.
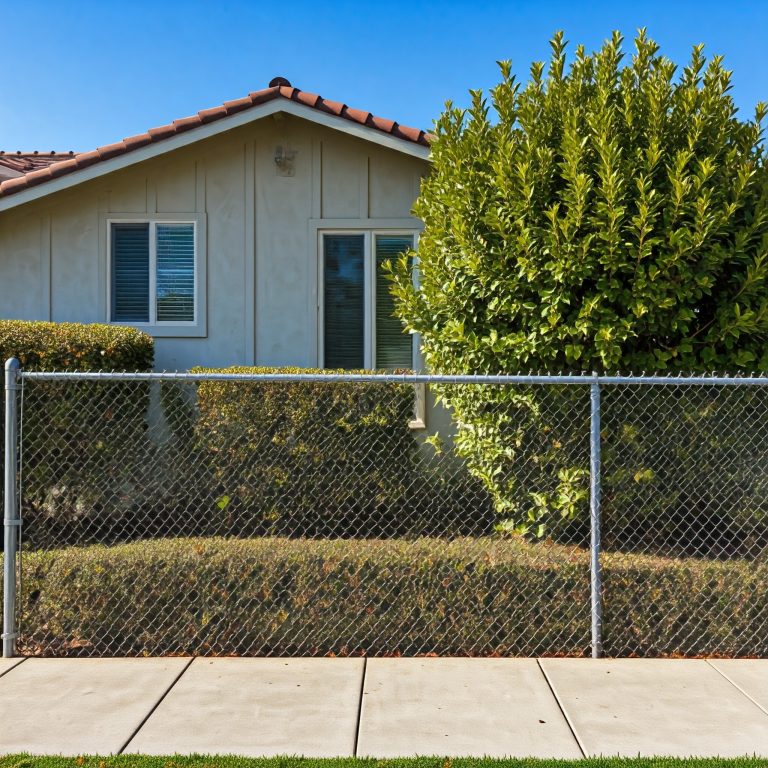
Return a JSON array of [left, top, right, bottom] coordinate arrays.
[[322, 231, 415, 370], [111, 223, 150, 322], [156, 224, 195, 322], [375, 235, 413, 369], [110, 221, 196, 325], [323, 234, 365, 369]]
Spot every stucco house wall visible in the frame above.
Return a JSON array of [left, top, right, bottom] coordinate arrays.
[[0, 114, 427, 372]]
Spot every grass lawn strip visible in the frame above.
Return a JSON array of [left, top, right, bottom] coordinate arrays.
[[2, 757, 768, 768]]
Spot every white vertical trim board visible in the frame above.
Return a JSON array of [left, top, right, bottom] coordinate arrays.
[[39, 213, 51, 321], [311, 138, 322, 220], [244, 141, 256, 365], [363, 230, 373, 368], [358, 154, 369, 220], [146, 178, 157, 215], [316, 228, 325, 368], [195, 160, 206, 214], [99, 196, 109, 321]]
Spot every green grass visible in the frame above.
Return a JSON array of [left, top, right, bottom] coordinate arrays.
[[1, 757, 767, 768]]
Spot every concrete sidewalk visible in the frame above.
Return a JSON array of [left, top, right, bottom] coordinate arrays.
[[0, 657, 767, 758]]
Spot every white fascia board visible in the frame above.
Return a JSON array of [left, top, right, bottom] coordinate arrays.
[[0, 100, 431, 213]]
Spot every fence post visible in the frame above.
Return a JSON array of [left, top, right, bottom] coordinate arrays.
[[589, 376, 603, 658], [3, 357, 21, 658]]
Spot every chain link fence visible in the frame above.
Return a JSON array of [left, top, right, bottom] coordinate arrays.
[[3, 366, 767, 658]]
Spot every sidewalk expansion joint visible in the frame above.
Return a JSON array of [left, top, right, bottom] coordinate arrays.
[[352, 656, 368, 757], [118, 656, 195, 755], [536, 658, 586, 758], [0, 656, 27, 680], [705, 659, 768, 718]]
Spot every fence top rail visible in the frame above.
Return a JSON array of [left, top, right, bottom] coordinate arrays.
[[10, 365, 768, 386]]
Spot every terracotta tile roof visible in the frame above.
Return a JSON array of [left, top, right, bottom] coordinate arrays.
[[0, 151, 79, 176], [0, 80, 430, 200]]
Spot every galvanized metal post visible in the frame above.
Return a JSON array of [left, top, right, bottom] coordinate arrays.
[[3, 357, 21, 658], [589, 377, 603, 658]]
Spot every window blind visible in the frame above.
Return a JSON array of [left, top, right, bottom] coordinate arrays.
[[324, 234, 365, 369], [156, 224, 195, 322], [375, 235, 413, 369], [111, 223, 150, 322]]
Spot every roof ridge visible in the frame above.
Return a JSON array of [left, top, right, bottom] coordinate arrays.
[[0, 82, 430, 199]]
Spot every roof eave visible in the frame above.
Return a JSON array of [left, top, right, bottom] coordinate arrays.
[[0, 99, 430, 213]]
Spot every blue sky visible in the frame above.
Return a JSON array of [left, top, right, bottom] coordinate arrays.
[[2, 0, 767, 152]]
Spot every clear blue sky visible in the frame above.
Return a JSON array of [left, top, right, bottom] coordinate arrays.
[[2, 0, 767, 152]]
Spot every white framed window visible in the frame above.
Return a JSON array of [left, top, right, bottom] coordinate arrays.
[[106, 215, 206, 336], [319, 230, 417, 370]]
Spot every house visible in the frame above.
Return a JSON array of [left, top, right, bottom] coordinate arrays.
[[0, 78, 430, 375]]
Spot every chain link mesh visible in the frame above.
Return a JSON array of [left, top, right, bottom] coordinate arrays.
[[9, 372, 768, 658], [601, 383, 768, 657]]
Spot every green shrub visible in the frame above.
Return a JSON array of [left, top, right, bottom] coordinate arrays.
[[190, 367, 421, 537], [0, 319, 153, 371], [162, 368, 495, 541], [19, 364, 493, 547], [0, 320, 154, 542], [389, 30, 768, 536], [599, 385, 768, 557], [602, 549, 768, 656], [502, 384, 768, 558], [14, 536, 767, 657], [17, 537, 589, 656]]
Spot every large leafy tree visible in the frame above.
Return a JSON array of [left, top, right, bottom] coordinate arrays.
[[390, 31, 768, 535]]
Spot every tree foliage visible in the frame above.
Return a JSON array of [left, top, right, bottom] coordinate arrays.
[[389, 30, 768, 534]]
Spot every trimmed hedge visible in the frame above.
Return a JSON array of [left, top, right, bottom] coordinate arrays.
[[183, 367, 487, 537], [19, 363, 492, 548], [15, 536, 768, 657], [0, 319, 153, 370], [0, 321, 154, 541]]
